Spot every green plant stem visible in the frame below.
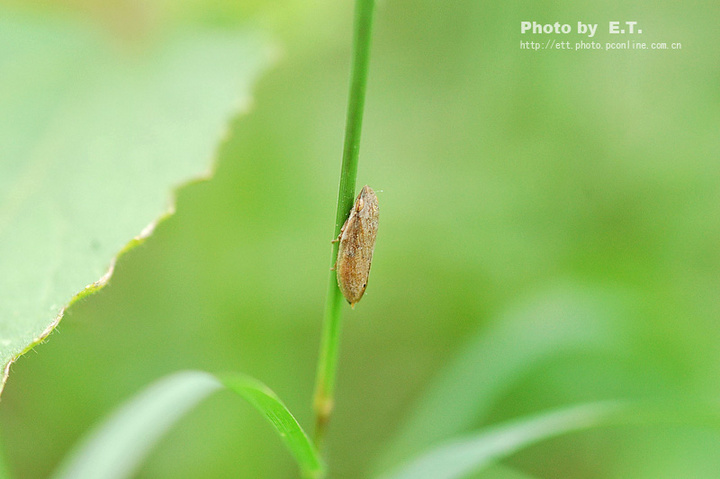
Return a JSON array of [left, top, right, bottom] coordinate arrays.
[[312, 0, 376, 452]]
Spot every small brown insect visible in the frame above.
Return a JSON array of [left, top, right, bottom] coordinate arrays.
[[335, 185, 379, 308]]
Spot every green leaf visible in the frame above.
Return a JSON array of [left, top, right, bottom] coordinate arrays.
[[50, 371, 222, 479], [375, 286, 625, 472], [217, 373, 325, 479], [50, 371, 324, 479], [379, 401, 720, 479], [0, 9, 272, 392], [462, 464, 541, 479]]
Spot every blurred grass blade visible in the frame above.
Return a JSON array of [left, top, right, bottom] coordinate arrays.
[[51, 371, 324, 479], [464, 464, 541, 479], [379, 400, 720, 479], [51, 371, 222, 479], [217, 373, 325, 479], [377, 285, 626, 471]]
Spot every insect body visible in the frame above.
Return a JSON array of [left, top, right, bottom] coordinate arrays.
[[335, 185, 379, 307]]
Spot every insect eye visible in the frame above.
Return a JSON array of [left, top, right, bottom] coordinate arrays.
[[356, 197, 364, 211]]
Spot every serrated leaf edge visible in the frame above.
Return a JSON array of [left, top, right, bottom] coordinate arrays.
[[0, 98, 260, 397]]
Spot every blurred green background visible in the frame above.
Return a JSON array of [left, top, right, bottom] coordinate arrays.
[[2, 0, 720, 478]]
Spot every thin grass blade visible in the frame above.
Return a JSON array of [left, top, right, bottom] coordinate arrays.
[[376, 286, 626, 472], [379, 400, 720, 479], [51, 371, 222, 479], [217, 373, 324, 478], [50, 370, 323, 479]]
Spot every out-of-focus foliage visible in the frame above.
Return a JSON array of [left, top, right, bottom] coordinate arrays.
[[51, 371, 322, 479], [381, 400, 720, 479], [51, 372, 224, 479], [0, 4, 271, 389], [1, 0, 720, 478]]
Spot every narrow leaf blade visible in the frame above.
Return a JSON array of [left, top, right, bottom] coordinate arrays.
[[50, 371, 323, 479], [51, 371, 223, 479], [218, 373, 325, 479], [380, 401, 720, 479], [376, 286, 625, 471]]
